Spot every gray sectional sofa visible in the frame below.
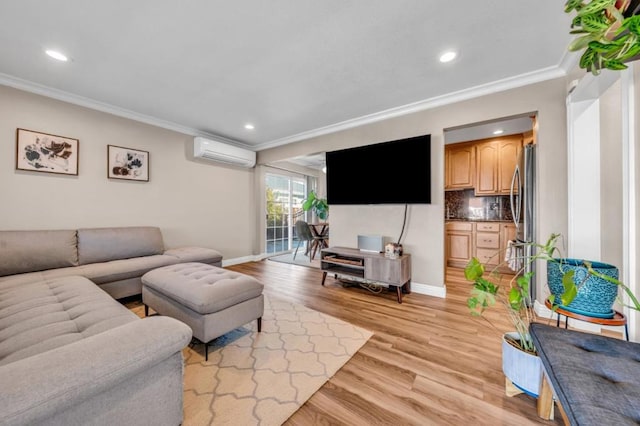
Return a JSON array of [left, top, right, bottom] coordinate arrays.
[[0, 226, 224, 425]]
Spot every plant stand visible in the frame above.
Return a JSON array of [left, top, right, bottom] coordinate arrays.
[[544, 298, 628, 341]]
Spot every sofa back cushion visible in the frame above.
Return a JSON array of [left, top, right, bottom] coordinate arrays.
[[78, 226, 164, 265], [0, 230, 78, 276]]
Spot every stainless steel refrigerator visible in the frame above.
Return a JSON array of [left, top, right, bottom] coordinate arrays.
[[510, 143, 536, 301]]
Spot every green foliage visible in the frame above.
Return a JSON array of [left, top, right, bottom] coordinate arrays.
[[266, 187, 286, 226], [565, 0, 640, 74], [302, 190, 329, 221]]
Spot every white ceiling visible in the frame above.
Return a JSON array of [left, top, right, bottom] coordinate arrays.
[[0, 2, 574, 150]]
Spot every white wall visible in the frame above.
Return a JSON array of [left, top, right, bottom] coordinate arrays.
[[0, 85, 256, 259], [258, 77, 569, 298], [600, 80, 623, 268]]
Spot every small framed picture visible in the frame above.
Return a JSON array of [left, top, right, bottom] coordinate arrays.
[[16, 128, 79, 175], [107, 145, 149, 181]]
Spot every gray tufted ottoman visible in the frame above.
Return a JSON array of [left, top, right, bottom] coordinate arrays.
[[141, 262, 264, 360]]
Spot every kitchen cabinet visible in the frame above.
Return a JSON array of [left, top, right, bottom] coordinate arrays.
[[497, 137, 521, 194], [445, 143, 475, 190], [475, 136, 522, 196], [445, 221, 519, 274], [475, 143, 498, 195], [445, 221, 474, 268]]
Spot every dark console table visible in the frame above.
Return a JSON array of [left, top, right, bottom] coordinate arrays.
[[320, 246, 411, 303]]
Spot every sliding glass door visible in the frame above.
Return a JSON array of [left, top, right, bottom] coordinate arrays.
[[265, 173, 307, 254]]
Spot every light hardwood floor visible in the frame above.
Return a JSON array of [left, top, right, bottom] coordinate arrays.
[[223, 260, 562, 425]]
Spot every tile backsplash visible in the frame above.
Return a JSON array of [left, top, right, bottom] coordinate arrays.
[[445, 189, 513, 221]]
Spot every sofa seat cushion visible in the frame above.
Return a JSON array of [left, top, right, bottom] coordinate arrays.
[[141, 262, 263, 314], [0, 230, 78, 276], [41, 254, 180, 285], [77, 227, 164, 265], [0, 275, 137, 365], [163, 246, 223, 265]]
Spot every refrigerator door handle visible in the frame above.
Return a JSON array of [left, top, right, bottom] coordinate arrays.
[[510, 166, 520, 225]]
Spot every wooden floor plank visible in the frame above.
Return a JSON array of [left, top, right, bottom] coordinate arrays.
[[222, 260, 562, 425]]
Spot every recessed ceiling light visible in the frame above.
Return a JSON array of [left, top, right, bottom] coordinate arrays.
[[493, 129, 504, 135], [244, 123, 255, 130], [439, 51, 457, 63], [45, 49, 68, 62]]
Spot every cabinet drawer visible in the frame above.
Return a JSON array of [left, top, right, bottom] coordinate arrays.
[[446, 221, 473, 231], [476, 222, 500, 232], [476, 248, 500, 265], [476, 232, 500, 249]]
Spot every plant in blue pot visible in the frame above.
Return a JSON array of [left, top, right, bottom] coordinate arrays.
[[547, 258, 620, 318]]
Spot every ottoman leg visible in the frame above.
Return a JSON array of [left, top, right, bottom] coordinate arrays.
[[257, 317, 262, 332], [144, 304, 149, 317], [205, 342, 209, 361]]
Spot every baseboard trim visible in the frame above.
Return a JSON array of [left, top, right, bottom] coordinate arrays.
[[411, 282, 446, 298], [222, 255, 263, 266]]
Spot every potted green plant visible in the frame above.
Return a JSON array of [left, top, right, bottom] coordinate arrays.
[[565, 0, 640, 75], [302, 190, 329, 221], [465, 251, 542, 396]]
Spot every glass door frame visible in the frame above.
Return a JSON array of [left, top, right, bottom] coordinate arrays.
[[264, 172, 311, 255]]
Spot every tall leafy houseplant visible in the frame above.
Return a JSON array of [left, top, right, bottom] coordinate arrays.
[[565, 0, 640, 74], [302, 191, 328, 221]]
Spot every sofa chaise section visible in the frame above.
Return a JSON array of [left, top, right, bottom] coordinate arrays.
[[0, 275, 192, 425]]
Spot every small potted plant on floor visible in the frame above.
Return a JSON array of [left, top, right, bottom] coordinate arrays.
[[465, 249, 542, 397]]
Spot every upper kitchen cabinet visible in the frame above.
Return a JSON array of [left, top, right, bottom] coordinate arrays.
[[445, 142, 475, 190], [475, 135, 522, 195]]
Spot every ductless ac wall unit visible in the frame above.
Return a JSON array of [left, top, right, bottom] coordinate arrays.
[[193, 137, 256, 168]]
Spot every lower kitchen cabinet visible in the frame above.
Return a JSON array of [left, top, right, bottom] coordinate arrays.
[[446, 221, 519, 273], [445, 222, 473, 268]]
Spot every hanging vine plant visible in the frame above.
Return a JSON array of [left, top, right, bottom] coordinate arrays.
[[565, 0, 640, 74]]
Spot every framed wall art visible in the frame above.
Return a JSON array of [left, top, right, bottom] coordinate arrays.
[[107, 145, 149, 181], [16, 128, 79, 175]]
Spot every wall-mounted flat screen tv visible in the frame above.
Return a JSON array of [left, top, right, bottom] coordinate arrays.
[[326, 134, 431, 205]]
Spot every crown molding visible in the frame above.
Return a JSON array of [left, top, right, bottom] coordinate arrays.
[[0, 72, 252, 150], [254, 65, 568, 151]]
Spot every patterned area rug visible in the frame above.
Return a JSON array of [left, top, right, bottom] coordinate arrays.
[[131, 296, 372, 425]]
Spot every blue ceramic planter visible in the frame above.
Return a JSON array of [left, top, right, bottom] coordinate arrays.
[[547, 258, 619, 317]]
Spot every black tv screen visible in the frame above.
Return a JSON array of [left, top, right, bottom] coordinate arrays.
[[326, 134, 431, 205]]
